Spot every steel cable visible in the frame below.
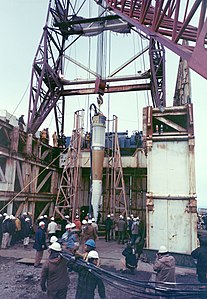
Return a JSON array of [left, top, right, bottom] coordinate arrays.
[[61, 250, 207, 298]]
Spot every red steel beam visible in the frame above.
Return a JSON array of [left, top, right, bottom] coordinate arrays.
[[104, 0, 207, 80]]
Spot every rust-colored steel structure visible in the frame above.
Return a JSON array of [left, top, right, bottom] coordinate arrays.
[[104, 0, 207, 79]]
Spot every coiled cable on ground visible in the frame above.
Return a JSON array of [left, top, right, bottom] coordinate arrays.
[[61, 250, 207, 298]]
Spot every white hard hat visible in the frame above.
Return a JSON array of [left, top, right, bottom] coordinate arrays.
[[127, 216, 130, 220], [51, 217, 54, 221], [92, 218, 95, 222], [82, 219, 87, 224], [50, 236, 58, 243], [39, 221, 45, 227], [119, 215, 123, 218], [65, 215, 70, 219], [3, 213, 7, 217], [25, 218, 30, 222], [75, 215, 79, 218], [43, 215, 48, 218], [130, 214, 134, 218], [88, 219, 92, 224], [158, 245, 168, 254], [88, 250, 99, 259], [107, 214, 111, 218], [65, 223, 71, 229], [71, 223, 76, 228], [39, 216, 44, 219], [110, 213, 114, 217], [23, 212, 27, 216], [49, 242, 61, 252]]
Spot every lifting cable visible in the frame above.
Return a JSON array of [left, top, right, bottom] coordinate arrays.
[[7, 81, 30, 122], [132, 31, 140, 132], [61, 250, 207, 298], [138, 30, 150, 107], [0, 145, 69, 213]]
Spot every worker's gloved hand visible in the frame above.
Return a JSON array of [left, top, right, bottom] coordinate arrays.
[[41, 284, 47, 292]]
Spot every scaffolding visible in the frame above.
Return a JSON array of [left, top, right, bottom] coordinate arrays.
[[54, 110, 84, 220], [106, 115, 128, 218]]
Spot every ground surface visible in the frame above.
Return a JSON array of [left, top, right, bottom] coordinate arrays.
[[0, 238, 203, 299]]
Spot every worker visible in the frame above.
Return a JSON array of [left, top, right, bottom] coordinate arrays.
[[120, 242, 138, 274], [22, 217, 32, 249], [110, 213, 116, 241], [84, 239, 96, 258], [153, 245, 176, 287], [191, 236, 207, 283], [91, 218, 98, 235], [131, 217, 139, 246], [1, 215, 10, 249], [47, 216, 58, 240], [82, 219, 98, 244], [40, 129, 49, 145], [40, 242, 70, 299], [61, 223, 80, 253], [74, 238, 98, 263], [52, 131, 58, 147], [126, 216, 133, 239], [68, 250, 105, 299], [74, 215, 82, 231], [104, 214, 113, 242], [50, 235, 58, 244], [117, 215, 126, 245], [18, 114, 26, 130], [85, 131, 91, 148], [33, 221, 47, 267]]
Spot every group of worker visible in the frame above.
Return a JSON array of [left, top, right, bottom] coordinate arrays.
[[32, 215, 104, 298], [0, 212, 33, 249], [104, 213, 143, 249], [1, 211, 207, 298], [32, 213, 207, 299]]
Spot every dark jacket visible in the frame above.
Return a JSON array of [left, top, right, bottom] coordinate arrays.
[[122, 246, 138, 269], [33, 227, 47, 251], [2, 219, 10, 233], [22, 221, 31, 238], [40, 252, 70, 292], [191, 245, 207, 282], [68, 258, 105, 299], [104, 218, 113, 231], [117, 219, 126, 232], [7, 219, 16, 235]]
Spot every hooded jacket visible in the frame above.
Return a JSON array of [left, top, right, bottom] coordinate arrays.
[[40, 251, 70, 292], [153, 254, 175, 283]]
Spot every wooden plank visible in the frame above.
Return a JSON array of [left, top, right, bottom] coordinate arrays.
[[16, 258, 47, 264]]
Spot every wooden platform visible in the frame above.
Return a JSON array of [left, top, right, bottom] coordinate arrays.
[[16, 258, 46, 265]]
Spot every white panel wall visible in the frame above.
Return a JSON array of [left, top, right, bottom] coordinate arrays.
[[148, 141, 189, 195], [147, 139, 197, 254]]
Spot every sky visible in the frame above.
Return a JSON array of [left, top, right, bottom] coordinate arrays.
[[0, 0, 206, 207]]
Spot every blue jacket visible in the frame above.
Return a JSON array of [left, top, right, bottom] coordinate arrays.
[[33, 227, 47, 251]]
